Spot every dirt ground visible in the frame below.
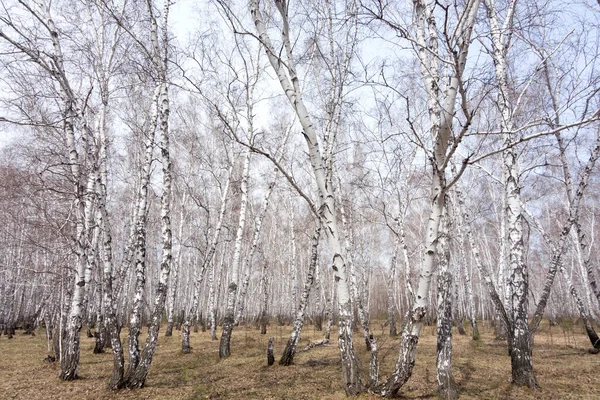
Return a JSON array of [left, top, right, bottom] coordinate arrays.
[[0, 320, 599, 399]]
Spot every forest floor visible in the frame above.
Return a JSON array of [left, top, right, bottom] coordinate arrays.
[[0, 320, 599, 399]]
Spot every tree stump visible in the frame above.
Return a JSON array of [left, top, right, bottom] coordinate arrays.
[[267, 336, 275, 366]]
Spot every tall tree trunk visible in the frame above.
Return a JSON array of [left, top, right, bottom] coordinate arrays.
[[219, 149, 251, 358], [209, 259, 219, 340], [386, 241, 398, 337], [339, 198, 372, 350], [259, 260, 269, 335], [125, 110, 155, 379], [166, 193, 187, 337], [182, 165, 231, 353], [126, 3, 172, 384], [97, 100, 125, 389], [452, 188, 480, 340], [59, 102, 92, 380], [249, 2, 361, 393], [436, 207, 458, 399], [288, 206, 297, 323], [280, 226, 321, 366], [235, 174, 276, 326], [484, 0, 537, 387]]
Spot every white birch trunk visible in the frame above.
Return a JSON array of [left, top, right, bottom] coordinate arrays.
[[435, 206, 458, 399], [235, 174, 277, 325], [219, 149, 251, 358], [182, 164, 232, 353], [97, 102, 125, 389], [459, 235, 479, 340], [126, 78, 172, 387], [386, 234, 399, 336], [166, 192, 187, 337], [125, 96, 157, 379], [339, 197, 372, 350], [483, 0, 538, 387], [209, 259, 218, 340], [373, 0, 479, 395], [289, 206, 297, 321], [248, 2, 361, 392], [125, 2, 172, 386], [398, 210, 415, 305], [279, 226, 321, 366]]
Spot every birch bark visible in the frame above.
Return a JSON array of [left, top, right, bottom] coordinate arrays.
[[166, 192, 187, 337], [386, 233, 400, 336], [0, 1, 95, 380], [339, 196, 372, 350], [235, 174, 277, 325], [125, 91, 156, 378], [248, 1, 361, 393], [209, 259, 219, 340], [452, 191, 480, 340], [279, 226, 321, 365], [372, 0, 479, 396], [182, 164, 232, 352], [97, 105, 125, 388], [289, 207, 297, 322], [219, 148, 251, 358], [436, 206, 458, 399], [125, 2, 172, 385], [483, 0, 539, 387]]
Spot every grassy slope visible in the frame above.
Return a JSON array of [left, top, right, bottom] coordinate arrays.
[[0, 321, 599, 399]]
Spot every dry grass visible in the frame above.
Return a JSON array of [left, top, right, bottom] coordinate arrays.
[[1, 321, 599, 399]]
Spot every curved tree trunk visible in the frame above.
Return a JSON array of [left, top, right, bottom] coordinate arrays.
[[280, 227, 321, 366], [235, 175, 276, 326], [249, 2, 361, 393]]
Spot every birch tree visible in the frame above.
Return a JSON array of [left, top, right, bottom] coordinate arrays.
[[477, 0, 600, 386], [219, 147, 251, 358], [165, 191, 188, 337], [85, 0, 128, 387], [279, 225, 321, 365], [366, 0, 480, 396], [182, 162, 231, 353], [124, 0, 172, 388], [248, 0, 362, 393], [0, 0, 102, 380]]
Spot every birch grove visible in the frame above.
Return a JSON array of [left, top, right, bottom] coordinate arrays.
[[1, 0, 600, 397]]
